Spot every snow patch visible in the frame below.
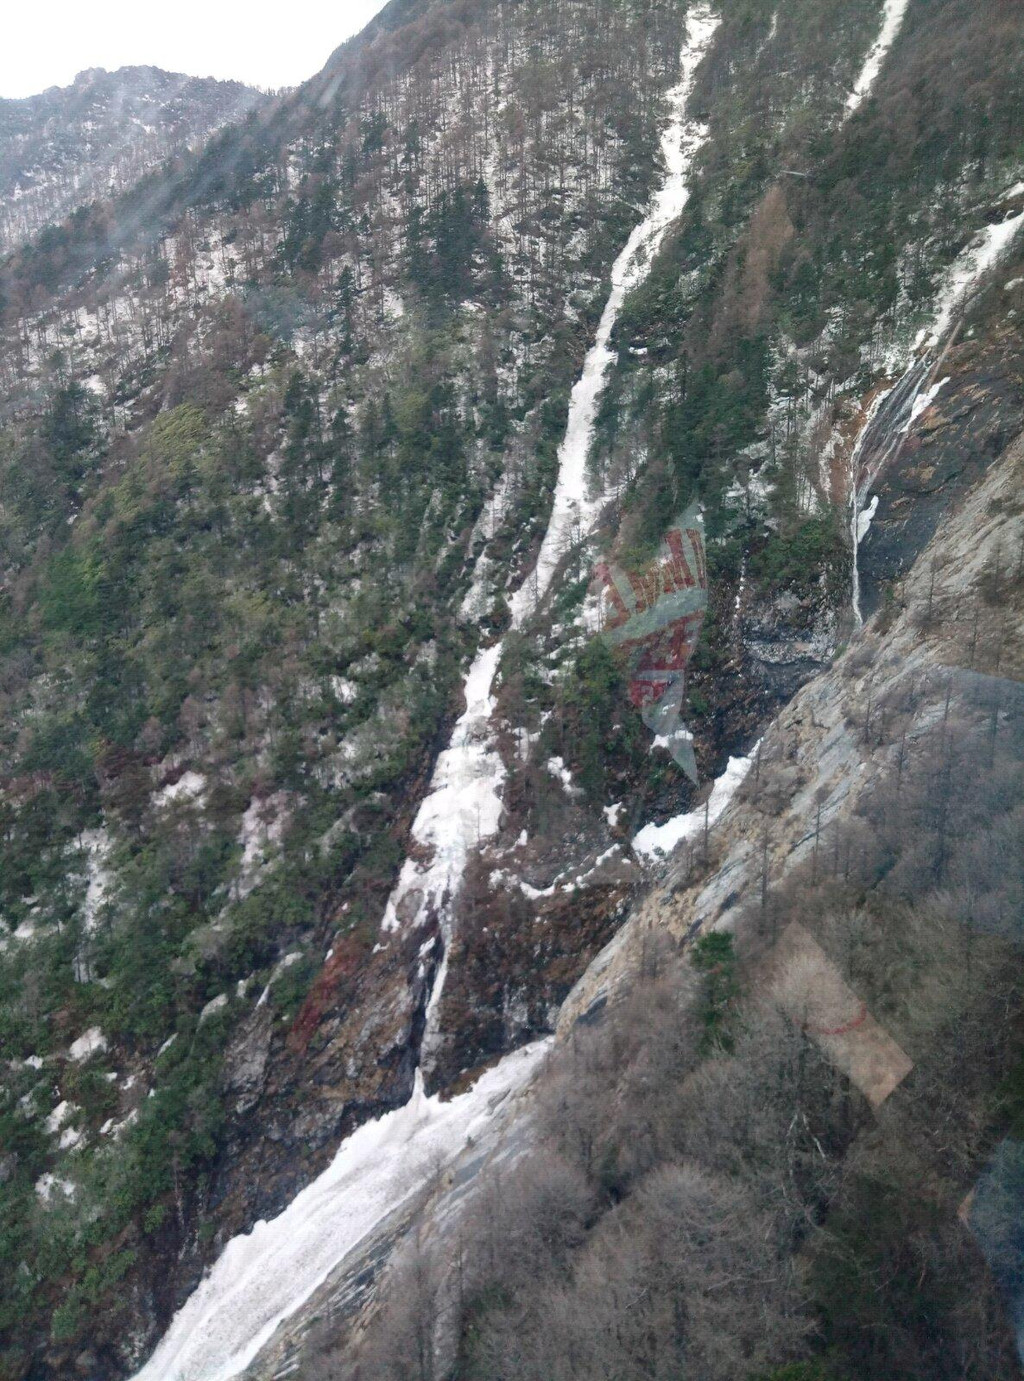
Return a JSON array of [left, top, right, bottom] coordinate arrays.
[[329, 676, 357, 704], [35, 1174, 76, 1203], [44, 1100, 78, 1135], [100, 1109, 139, 1139], [155, 771, 206, 807], [200, 994, 229, 1024], [72, 827, 112, 982], [234, 792, 290, 900], [68, 1027, 107, 1062], [255, 952, 305, 1008], [545, 756, 581, 797], [633, 749, 758, 861]]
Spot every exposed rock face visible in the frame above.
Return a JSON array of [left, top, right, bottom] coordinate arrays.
[[429, 846, 636, 1089], [234, 417, 1024, 1381], [223, 1007, 273, 1116], [563, 425, 1024, 1030]]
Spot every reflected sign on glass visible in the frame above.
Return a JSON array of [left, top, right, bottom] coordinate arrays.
[[596, 506, 708, 782]]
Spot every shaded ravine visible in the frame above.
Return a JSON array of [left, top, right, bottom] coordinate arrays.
[[849, 362, 931, 626], [124, 9, 722, 1379]]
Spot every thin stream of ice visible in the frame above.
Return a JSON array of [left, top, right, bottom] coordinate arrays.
[[845, 0, 910, 116], [848, 379, 900, 627], [921, 208, 1024, 352], [385, 3, 721, 1065], [851, 207, 1024, 625], [508, 3, 721, 628]]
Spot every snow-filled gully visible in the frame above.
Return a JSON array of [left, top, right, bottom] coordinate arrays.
[[127, 10, 721, 1380], [844, 0, 910, 117]]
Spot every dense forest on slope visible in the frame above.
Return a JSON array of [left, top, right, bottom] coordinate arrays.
[[0, 2, 723, 1370], [1, 0, 1024, 1376]]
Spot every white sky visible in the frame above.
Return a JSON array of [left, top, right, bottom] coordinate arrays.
[[1, 0, 391, 99]]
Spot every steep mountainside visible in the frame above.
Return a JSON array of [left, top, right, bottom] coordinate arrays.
[[1, 0, 1023, 1377], [0, 67, 266, 256]]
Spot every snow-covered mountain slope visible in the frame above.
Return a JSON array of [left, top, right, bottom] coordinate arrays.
[[2, 0, 1024, 1375], [0, 66, 265, 254]]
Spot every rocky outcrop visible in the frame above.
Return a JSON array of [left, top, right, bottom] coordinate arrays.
[[859, 324, 1024, 619], [562, 424, 1024, 1028]]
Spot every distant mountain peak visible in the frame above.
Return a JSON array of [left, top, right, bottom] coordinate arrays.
[[0, 64, 266, 252]]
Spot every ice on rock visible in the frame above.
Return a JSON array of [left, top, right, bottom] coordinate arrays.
[[381, 642, 507, 1067], [382, 642, 507, 938], [856, 495, 880, 545], [633, 749, 758, 861]]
